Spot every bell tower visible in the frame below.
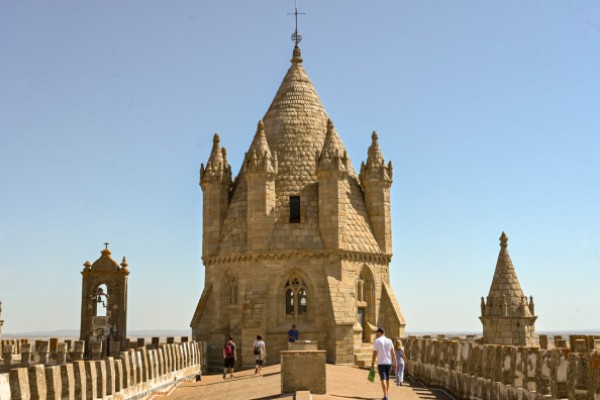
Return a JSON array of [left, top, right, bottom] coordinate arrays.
[[80, 243, 129, 356]]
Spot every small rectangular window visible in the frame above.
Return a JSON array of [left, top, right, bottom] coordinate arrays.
[[289, 196, 300, 223]]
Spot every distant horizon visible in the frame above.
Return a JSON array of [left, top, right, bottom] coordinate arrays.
[[2, 327, 599, 339]]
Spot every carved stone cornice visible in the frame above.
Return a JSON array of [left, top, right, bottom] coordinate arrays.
[[202, 249, 392, 266]]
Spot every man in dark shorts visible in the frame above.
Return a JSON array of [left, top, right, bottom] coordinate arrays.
[[223, 336, 237, 379], [371, 327, 397, 400]]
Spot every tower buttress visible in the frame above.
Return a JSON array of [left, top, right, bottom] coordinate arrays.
[[245, 121, 277, 250], [316, 120, 349, 250], [200, 133, 232, 258], [360, 132, 393, 254]]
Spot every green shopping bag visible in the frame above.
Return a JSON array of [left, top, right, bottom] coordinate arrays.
[[368, 368, 376, 382]]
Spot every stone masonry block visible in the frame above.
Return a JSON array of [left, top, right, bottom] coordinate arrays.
[[281, 350, 326, 395]]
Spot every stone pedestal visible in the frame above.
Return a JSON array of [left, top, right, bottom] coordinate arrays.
[[281, 349, 326, 395], [287, 340, 318, 351]]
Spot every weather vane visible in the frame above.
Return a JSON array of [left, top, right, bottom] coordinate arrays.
[[288, 0, 305, 46]]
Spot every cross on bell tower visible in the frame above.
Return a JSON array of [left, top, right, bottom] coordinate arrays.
[[288, 1, 306, 46]]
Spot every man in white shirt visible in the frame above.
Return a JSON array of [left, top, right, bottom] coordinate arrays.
[[371, 327, 397, 400]]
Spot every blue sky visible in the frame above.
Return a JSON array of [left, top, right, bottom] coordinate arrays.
[[1, 1, 599, 334]]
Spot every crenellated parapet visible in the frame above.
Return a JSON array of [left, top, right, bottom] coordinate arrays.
[[0, 339, 206, 400], [405, 336, 600, 400]]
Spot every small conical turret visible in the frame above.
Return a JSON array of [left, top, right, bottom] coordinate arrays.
[[200, 133, 232, 258], [360, 131, 393, 184], [483, 231, 531, 316], [360, 131, 393, 254], [200, 133, 232, 189], [480, 232, 538, 346], [245, 121, 277, 174], [318, 120, 348, 172]]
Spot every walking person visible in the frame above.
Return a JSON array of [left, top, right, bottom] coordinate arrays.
[[371, 327, 397, 400], [394, 339, 407, 386], [222, 336, 237, 379], [253, 335, 267, 374]]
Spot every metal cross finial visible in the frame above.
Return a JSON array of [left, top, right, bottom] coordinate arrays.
[[104, 242, 109, 250], [288, 0, 305, 45]]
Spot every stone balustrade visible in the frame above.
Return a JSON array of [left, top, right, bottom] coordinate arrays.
[[0, 340, 206, 400], [405, 336, 600, 400]]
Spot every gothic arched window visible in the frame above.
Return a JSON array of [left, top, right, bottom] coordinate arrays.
[[298, 289, 307, 314], [285, 289, 294, 314], [284, 275, 308, 318]]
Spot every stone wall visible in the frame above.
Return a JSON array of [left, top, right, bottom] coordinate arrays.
[[0, 340, 206, 400], [405, 336, 600, 400]]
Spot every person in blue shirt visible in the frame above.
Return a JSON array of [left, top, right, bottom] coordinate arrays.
[[288, 324, 299, 342]]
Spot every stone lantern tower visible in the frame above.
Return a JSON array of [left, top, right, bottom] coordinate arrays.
[[191, 45, 406, 368], [80, 244, 129, 356], [480, 232, 537, 346]]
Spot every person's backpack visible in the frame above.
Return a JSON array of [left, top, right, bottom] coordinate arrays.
[[224, 342, 234, 357], [253, 342, 261, 355]]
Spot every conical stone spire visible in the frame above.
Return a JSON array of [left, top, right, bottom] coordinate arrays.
[[483, 231, 532, 316], [214, 45, 381, 254], [200, 133, 232, 189], [360, 131, 393, 184], [246, 120, 277, 174], [318, 119, 348, 172], [480, 232, 537, 346]]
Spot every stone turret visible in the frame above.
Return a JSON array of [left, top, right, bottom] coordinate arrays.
[[360, 132, 393, 254], [480, 232, 537, 346], [316, 120, 349, 249], [245, 120, 278, 250], [200, 133, 232, 258], [192, 44, 406, 368]]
